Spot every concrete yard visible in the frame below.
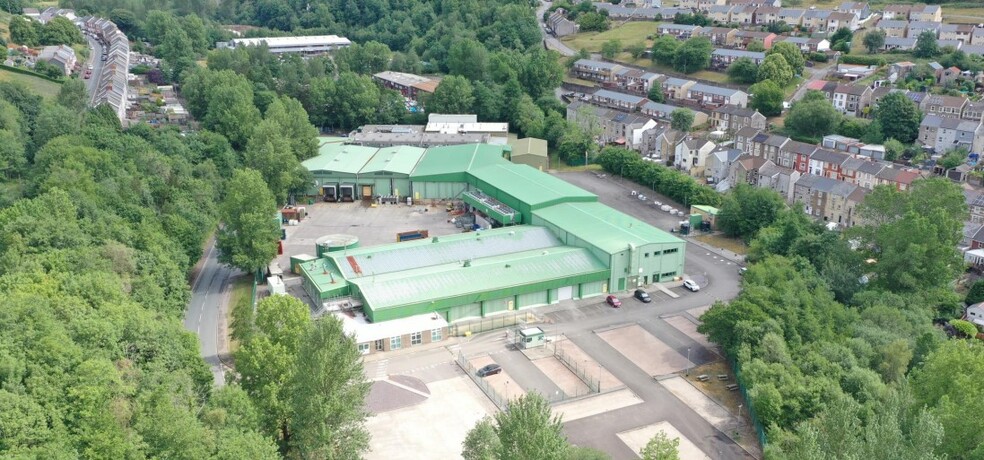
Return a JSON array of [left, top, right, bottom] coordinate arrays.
[[365, 375, 497, 460], [662, 315, 716, 352], [553, 388, 644, 423], [531, 356, 591, 398], [468, 355, 526, 401], [617, 421, 711, 460], [598, 324, 694, 376], [659, 376, 734, 433], [553, 337, 623, 392]]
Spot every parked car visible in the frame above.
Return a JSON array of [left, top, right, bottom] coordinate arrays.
[[683, 279, 700, 292], [606, 295, 621, 308], [738, 267, 748, 276], [477, 364, 502, 377], [633, 289, 651, 303]]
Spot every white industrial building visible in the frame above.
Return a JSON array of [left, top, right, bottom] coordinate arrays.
[[220, 35, 351, 54]]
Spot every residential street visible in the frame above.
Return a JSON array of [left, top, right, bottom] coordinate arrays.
[[537, 0, 577, 56], [184, 239, 236, 387], [83, 35, 104, 104]]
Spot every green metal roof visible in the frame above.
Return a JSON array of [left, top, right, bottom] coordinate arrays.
[[692, 205, 720, 215], [409, 144, 510, 181], [328, 226, 562, 279], [301, 144, 379, 174], [359, 145, 426, 175], [352, 246, 608, 311], [298, 258, 350, 295], [533, 202, 685, 254], [468, 164, 597, 210], [318, 136, 349, 145]]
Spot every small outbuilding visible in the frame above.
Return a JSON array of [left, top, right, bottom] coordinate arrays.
[[508, 137, 549, 171], [518, 327, 546, 349], [690, 205, 720, 229]]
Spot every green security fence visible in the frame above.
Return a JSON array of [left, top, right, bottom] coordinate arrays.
[[729, 356, 768, 448]]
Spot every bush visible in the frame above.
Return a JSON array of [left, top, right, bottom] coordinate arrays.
[[809, 52, 828, 63], [949, 319, 979, 338], [839, 55, 886, 67], [966, 280, 984, 305]]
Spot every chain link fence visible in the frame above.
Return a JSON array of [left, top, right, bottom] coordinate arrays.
[[550, 342, 601, 394], [449, 311, 536, 337], [456, 353, 509, 411], [730, 357, 767, 448]]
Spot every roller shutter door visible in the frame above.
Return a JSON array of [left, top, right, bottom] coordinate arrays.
[[580, 281, 606, 298], [557, 286, 574, 301], [516, 291, 548, 309], [483, 297, 513, 315], [447, 302, 482, 322]]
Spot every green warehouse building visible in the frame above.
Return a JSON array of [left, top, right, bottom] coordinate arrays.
[[298, 143, 687, 324]]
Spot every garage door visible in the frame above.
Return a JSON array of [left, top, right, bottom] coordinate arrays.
[[516, 291, 548, 309], [557, 286, 574, 301], [447, 302, 482, 322], [483, 297, 513, 315], [580, 281, 606, 298]]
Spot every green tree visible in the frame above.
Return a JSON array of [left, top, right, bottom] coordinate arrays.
[[748, 80, 784, 117], [717, 184, 786, 241], [651, 36, 680, 66], [288, 315, 371, 459], [883, 138, 904, 161], [56, 78, 88, 113], [784, 91, 842, 140], [727, 57, 759, 84], [640, 431, 680, 460], [32, 102, 81, 148], [863, 29, 886, 54], [9, 15, 38, 46], [757, 53, 794, 87], [39, 17, 82, 45], [949, 319, 978, 338], [520, 48, 564, 99], [263, 96, 319, 161], [830, 27, 853, 46], [746, 39, 765, 52], [514, 95, 546, 138], [496, 393, 569, 459], [627, 42, 648, 59], [670, 108, 694, 132], [216, 169, 280, 274], [914, 30, 939, 58], [673, 37, 712, 73], [874, 92, 922, 144], [966, 280, 984, 305], [768, 41, 805, 75], [234, 295, 312, 443], [335, 41, 393, 74], [448, 38, 489, 81], [426, 75, 475, 114], [245, 119, 306, 204], [576, 12, 609, 32], [601, 39, 622, 60], [648, 86, 665, 103], [911, 340, 984, 458], [462, 418, 501, 460]]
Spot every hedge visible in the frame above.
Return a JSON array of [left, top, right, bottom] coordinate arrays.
[[0, 64, 65, 84], [595, 146, 722, 208], [839, 55, 886, 67]]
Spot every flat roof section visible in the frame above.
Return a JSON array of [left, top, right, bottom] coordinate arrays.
[[533, 202, 685, 254], [336, 311, 448, 344], [359, 145, 427, 175], [409, 144, 511, 182], [468, 164, 597, 210], [302, 144, 380, 174], [328, 226, 562, 279], [353, 246, 609, 311]]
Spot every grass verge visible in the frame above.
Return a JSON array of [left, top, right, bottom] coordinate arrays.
[[0, 69, 62, 99], [226, 275, 254, 354], [560, 22, 657, 53], [693, 233, 748, 255]]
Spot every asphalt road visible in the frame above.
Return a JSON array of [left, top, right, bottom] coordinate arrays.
[[184, 239, 235, 387], [83, 35, 104, 105]]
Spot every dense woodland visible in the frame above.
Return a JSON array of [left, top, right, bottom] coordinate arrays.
[[599, 147, 984, 458]]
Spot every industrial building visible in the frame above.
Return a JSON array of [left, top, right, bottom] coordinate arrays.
[[348, 114, 510, 147], [219, 35, 352, 54], [298, 142, 687, 329]]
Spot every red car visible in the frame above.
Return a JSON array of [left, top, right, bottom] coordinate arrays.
[[606, 295, 621, 308]]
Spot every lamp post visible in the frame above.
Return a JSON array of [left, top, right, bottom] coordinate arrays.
[[686, 347, 692, 375], [738, 403, 743, 420]]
